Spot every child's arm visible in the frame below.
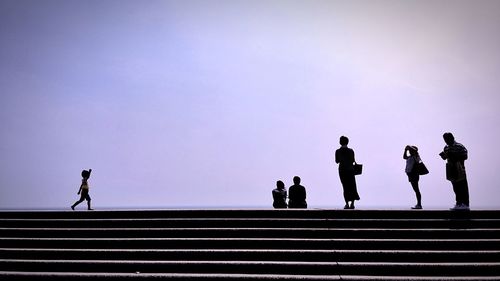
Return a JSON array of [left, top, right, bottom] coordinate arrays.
[[88, 169, 92, 177]]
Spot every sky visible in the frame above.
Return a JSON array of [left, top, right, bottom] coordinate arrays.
[[1, 0, 500, 210]]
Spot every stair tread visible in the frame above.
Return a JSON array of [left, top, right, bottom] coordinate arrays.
[[3, 237, 500, 241], [1, 271, 500, 280], [3, 259, 500, 266], [4, 248, 500, 253]]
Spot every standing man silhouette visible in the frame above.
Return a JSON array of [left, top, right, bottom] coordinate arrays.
[[288, 176, 307, 208], [440, 132, 470, 210]]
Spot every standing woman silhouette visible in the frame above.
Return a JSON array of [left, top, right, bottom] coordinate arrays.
[[404, 145, 423, 209], [335, 136, 360, 209]]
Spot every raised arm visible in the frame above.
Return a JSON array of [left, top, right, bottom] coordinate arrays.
[[403, 146, 409, 160]]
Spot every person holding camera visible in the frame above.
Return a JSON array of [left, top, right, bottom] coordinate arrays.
[[404, 145, 423, 209]]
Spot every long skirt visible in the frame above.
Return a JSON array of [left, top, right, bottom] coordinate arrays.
[[339, 171, 360, 201]]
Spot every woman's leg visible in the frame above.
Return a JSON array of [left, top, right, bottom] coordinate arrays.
[[349, 201, 355, 209], [410, 181, 422, 207], [339, 172, 350, 208], [344, 200, 349, 209]]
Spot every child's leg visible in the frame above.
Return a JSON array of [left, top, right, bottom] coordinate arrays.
[[72, 193, 86, 209], [85, 193, 93, 210], [72, 199, 82, 210]]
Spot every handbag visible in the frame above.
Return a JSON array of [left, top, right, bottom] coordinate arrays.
[[410, 155, 429, 176], [353, 162, 363, 175], [417, 162, 429, 175]]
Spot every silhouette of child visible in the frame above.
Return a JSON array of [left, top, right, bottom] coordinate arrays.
[[71, 169, 93, 210]]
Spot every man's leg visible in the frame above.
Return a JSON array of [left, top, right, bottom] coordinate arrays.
[[452, 181, 460, 206], [460, 178, 470, 207]]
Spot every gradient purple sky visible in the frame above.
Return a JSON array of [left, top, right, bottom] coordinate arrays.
[[1, 0, 500, 209]]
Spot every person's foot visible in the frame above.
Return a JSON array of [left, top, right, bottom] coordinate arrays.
[[411, 204, 422, 210], [71, 205, 75, 211], [349, 204, 355, 209], [450, 204, 469, 211], [344, 204, 350, 209], [88, 208, 94, 211]]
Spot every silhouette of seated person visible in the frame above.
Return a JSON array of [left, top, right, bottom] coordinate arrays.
[[288, 176, 307, 208], [272, 180, 288, 209]]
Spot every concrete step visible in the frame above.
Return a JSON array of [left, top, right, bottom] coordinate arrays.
[[2, 248, 500, 262], [1, 260, 500, 276], [2, 271, 499, 281], [2, 218, 499, 229], [1, 210, 499, 220], [2, 237, 499, 250], [2, 227, 499, 239]]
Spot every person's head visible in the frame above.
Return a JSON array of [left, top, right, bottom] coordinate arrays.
[[81, 170, 91, 179], [340, 136, 349, 146], [276, 180, 285, 190], [293, 176, 301, 185], [443, 132, 455, 145], [408, 146, 419, 156]]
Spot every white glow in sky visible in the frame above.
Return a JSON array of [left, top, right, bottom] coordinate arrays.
[[1, 0, 500, 209]]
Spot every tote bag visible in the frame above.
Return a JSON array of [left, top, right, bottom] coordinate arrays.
[[417, 162, 429, 175], [353, 163, 363, 175]]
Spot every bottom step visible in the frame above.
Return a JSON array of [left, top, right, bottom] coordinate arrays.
[[1, 260, 500, 276], [1, 272, 500, 281]]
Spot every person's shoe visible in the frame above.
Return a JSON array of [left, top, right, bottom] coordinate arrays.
[[71, 205, 75, 211], [411, 205, 422, 210], [349, 204, 355, 209], [450, 204, 469, 211], [457, 204, 470, 211], [88, 208, 94, 211], [344, 204, 350, 209]]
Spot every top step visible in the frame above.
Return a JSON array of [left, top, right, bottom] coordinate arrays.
[[1, 209, 499, 220]]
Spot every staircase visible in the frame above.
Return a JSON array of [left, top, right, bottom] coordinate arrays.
[[1, 209, 499, 280]]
